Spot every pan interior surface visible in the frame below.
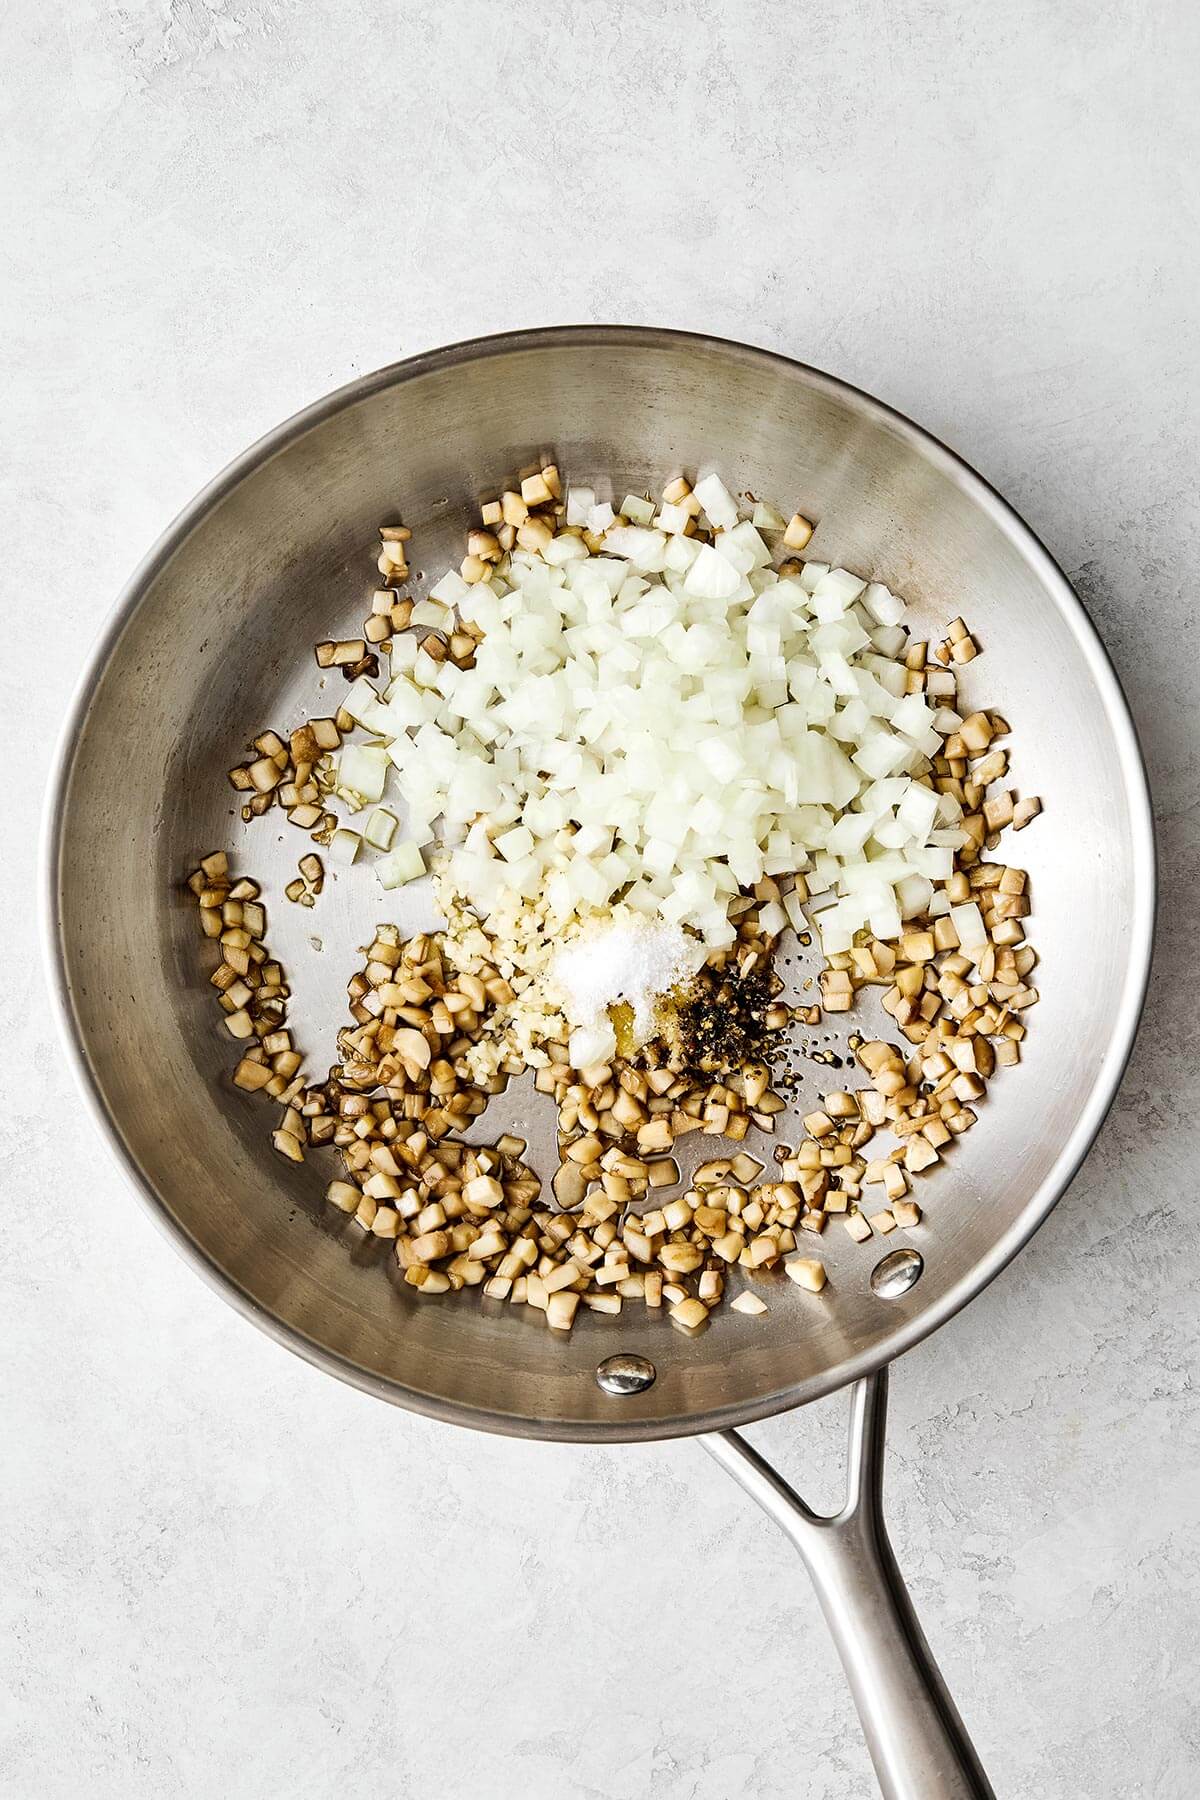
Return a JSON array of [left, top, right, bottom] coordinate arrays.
[[46, 329, 1153, 1440]]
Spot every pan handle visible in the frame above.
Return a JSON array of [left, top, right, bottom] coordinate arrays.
[[702, 1368, 994, 1800]]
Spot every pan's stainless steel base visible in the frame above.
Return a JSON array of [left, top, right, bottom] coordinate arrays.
[[705, 1369, 993, 1800]]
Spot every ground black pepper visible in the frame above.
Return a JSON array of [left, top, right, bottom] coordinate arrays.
[[677, 965, 776, 1073]]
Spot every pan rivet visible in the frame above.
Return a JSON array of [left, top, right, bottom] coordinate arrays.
[[596, 1353, 657, 1396], [870, 1247, 924, 1300]]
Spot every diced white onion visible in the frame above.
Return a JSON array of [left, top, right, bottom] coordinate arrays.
[[377, 842, 427, 888], [350, 480, 959, 955], [329, 828, 361, 865], [950, 901, 987, 948], [337, 744, 388, 802], [363, 808, 397, 851], [621, 495, 655, 526], [692, 472, 740, 530], [566, 486, 595, 526]]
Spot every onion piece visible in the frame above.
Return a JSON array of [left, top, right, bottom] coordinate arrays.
[[376, 842, 427, 889]]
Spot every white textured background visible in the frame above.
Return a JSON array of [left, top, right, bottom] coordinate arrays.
[[4, 3, 1199, 1796]]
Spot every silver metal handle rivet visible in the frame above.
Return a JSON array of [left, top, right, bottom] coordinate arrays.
[[869, 1247, 924, 1300], [596, 1353, 657, 1395]]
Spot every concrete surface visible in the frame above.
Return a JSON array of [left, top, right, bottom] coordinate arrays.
[[3, 1, 1199, 1795]]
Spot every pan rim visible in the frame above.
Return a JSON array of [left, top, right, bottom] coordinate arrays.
[[40, 324, 1157, 1442]]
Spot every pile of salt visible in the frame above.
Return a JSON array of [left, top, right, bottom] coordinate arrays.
[[552, 919, 702, 1066]]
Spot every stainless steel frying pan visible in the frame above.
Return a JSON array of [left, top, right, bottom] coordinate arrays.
[[43, 328, 1155, 1799]]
